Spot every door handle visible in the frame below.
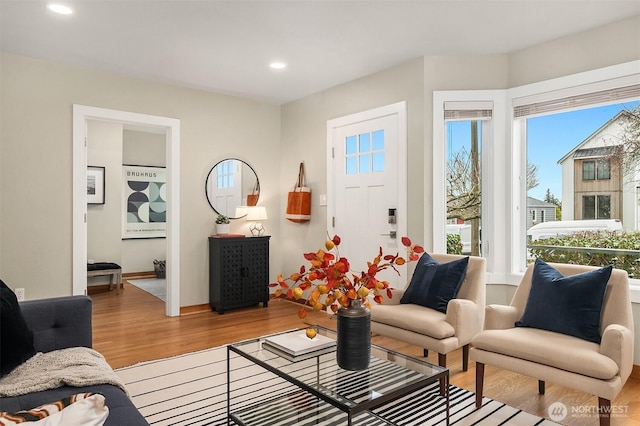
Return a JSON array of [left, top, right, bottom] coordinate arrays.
[[380, 231, 397, 239]]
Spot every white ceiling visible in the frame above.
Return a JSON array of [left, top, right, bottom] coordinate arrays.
[[1, 1, 639, 105]]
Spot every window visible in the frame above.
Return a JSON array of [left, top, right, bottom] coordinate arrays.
[[582, 159, 611, 181], [345, 130, 385, 175], [597, 159, 611, 180], [445, 113, 488, 256], [582, 161, 595, 180], [582, 195, 611, 219], [521, 81, 639, 275], [436, 63, 640, 286]]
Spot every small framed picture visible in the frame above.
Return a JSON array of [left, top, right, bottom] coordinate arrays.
[[87, 166, 105, 204]]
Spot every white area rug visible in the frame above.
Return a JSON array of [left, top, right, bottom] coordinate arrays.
[[116, 345, 561, 426], [128, 278, 166, 302]]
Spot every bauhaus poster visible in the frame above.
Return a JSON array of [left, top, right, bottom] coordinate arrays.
[[122, 165, 166, 239]]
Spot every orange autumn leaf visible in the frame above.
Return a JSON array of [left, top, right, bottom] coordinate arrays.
[[289, 272, 301, 281]]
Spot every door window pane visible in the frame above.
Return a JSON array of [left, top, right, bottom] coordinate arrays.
[[346, 136, 357, 154], [346, 157, 357, 175], [359, 154, 371, 173], [343, 131, 385, 174], [359, 133, 370, 152], [372, 130, 384, 150], [372, 152, 384, 172]]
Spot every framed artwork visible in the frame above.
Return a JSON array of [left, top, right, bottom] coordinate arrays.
[[87, 166, 105, 204], [122, 165, 166, 239]]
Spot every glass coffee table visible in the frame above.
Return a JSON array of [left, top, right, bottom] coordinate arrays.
[[227, 326, 449, 425]]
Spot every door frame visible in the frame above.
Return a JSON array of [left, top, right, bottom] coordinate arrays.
[[72, 105, 181, 316], [326, 101, 408, 277]]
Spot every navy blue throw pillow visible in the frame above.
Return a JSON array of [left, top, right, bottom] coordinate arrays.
[[0, 279, 36, 377], [400, 253, 469, 313], [515, 259, 612, 344]]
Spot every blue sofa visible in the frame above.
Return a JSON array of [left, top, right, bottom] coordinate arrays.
[[0, 296, 148, 425]]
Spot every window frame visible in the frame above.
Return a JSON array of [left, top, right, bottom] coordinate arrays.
[[433, 60, 640, 301]]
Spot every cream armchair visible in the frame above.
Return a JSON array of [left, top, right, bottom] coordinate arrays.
[[371, 254, 486, 373], [470, 262, 634, 426]]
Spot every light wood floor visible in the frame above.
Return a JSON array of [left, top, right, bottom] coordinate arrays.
[[92, 283, 640, 426]]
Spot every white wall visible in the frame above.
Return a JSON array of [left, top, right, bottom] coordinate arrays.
[[0, 52, 281, 305], [87, 120, 124, 277], [121, 129, 167, 273]]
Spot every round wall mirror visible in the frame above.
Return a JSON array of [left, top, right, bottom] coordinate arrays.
[[205, 158, 259, 219]]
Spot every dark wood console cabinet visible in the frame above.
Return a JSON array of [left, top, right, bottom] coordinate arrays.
[[208, 236, 270, 314]]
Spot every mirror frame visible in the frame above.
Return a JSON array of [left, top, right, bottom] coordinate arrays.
[[205, 158, 259, 219]]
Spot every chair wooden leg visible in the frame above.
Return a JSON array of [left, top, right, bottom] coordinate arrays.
[[423, 349, 428, 358], [538, 380, 545, 395], [438, 353, 447, 395], [475, 362, 484, 408], [438, 353, 446, 367], [462, 344, 469, 371], [598, 398, 611, 426]]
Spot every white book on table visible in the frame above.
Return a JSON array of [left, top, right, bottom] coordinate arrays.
[[263, 331, 336, 357]]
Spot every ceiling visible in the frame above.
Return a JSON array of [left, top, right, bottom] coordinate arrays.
[[1, 1, 639, 105]]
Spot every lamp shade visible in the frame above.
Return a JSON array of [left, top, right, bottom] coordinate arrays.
[[246, 206, 268, 221], [235, 206, 248, 218]]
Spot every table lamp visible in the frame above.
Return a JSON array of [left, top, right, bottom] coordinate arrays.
[[246, 206, 268, 236], [234, 206, 248, 219]]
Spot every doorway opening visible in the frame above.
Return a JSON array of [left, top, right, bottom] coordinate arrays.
[[72, 105, 181, 316]]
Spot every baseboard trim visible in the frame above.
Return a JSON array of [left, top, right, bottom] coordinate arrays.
[[123, 271, 156, 280], [632, 364, 640, 380], [180, 304, 210, 315], [87, 283, 123, 295]]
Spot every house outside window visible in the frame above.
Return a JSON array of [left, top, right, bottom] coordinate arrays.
[[582, 195, 611, 219], [582, 159, 611, 181], [597, 159, 611, 180]]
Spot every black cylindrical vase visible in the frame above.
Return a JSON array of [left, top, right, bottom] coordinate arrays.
[[336, 299, 371, 371]]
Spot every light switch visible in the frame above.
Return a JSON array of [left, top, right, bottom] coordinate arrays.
[[319, 194, 327, 206]]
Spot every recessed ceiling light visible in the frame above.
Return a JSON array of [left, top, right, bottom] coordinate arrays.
[[269, 62, 287, 70], [47, 3, 73, 15]]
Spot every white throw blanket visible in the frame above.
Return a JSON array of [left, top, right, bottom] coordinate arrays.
[[0, 347, 128, 397]]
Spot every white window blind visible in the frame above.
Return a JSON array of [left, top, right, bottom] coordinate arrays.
[[513, 83, 640, 118], [444, 101, 493, 121]]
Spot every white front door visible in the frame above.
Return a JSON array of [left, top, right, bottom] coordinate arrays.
[[327, 102, 407, 288], [209, 159, 242, 217]]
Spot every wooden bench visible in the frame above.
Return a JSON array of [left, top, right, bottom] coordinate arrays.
[[87, 262, 122, 294]]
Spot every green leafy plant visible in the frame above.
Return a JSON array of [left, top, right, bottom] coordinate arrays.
[[215, 214, 230, 224], [447, 233, 463, 255], [528, 231, 640, 278]]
